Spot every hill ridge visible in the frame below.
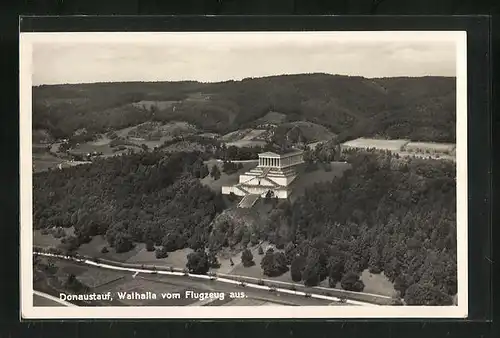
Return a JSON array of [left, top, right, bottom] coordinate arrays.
[[33, 73, 456, 143]]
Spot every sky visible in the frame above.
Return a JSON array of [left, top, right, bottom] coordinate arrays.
[[30, 32, 458, 86]]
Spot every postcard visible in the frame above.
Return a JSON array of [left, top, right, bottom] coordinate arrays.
[[20, 30, 467, 319]]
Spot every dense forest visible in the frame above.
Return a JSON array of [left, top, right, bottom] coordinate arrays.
[[33, 151, 226, 254], [33, 73, 456, 143], [259, 149, 457, 305]]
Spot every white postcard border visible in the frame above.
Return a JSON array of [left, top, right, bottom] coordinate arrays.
[[20, 30, 468, 319]]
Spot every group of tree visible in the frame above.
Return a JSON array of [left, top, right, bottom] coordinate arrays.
[[215, 144, 265, 161], [33, 150, 226, 258], [260, 248, 289, 277], [221, 160, 243, 174], [33, 74, 456, 144], [257, 149, 457, 305], [241, 248, 255, 267], [210, 165, 221, 180]]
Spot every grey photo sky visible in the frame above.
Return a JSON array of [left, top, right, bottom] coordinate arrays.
[[32, 35, 457, 85]]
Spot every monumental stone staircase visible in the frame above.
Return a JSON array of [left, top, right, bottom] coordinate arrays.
[[238, 194, 260, 208]]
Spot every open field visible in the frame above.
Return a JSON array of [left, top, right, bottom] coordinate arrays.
[[290, 162, 351, 202], [201, 160, 256, 192], [360, 270, 398, 297], [78, 235, 143, 262], [76, 269, 125, 288], [404, 141, 455, 153], [226, 140, 267, 148], [341, 138, 410, 152], [255, 111, 287, 125], [32, 153, 65, 173], [280, 121, 336, 143], [126, 247, 193, 268], [341, 137, 456, 161], [220, 128, 270, 147], [33, 230, 62, 248], [131, 100, 177, 110], [124, 121, 199, 148], [33, 228, 73, 248], [68, 141, 135, 157], [240, 129, 267, 141]]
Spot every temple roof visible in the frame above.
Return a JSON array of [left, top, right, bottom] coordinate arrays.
[[258, 149, 304, 158]]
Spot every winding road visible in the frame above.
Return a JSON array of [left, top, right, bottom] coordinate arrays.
[[34, 251, 380, 307]]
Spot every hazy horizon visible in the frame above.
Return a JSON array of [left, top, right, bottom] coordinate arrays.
[[31, 72, 457, 87], [30, 32, 458, 86]]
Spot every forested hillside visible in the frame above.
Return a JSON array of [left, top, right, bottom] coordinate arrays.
[[260, 150, 457, 305], [33, 73, 456, 142], [33, 151, 226, 253]]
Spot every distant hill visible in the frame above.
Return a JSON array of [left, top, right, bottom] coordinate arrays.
[[32, 73, 456, 143]]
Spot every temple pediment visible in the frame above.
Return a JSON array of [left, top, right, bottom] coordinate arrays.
[[258, 152, 281, 158]]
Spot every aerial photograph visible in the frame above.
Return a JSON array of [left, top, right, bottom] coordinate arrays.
[[24, 32, 463, 315]]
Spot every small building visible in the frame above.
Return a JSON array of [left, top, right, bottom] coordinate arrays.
[[221, 149, 304, 202]]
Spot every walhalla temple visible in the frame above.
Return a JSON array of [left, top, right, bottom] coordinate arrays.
[[221, 149, 304, 208]]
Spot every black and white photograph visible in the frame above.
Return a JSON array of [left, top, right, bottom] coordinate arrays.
[[20, 31, 467, 319]]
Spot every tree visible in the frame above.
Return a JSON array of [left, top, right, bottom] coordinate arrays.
[[186, 250, 210, 274], [264, 190, 273, 203], [207, 250, 220, 268], [155, 246, 168, 259], [241, 248, 255, 267], [340, 271, 365, 292], [114, 232, 134, 253], [284, 242, 297, 265], [368, 246, 382, 274], [290, 255, 306, 282], [302, 251, 321, 286], [261, 251, 288, 277], [327, 255, 345, 287], [404, 283, 454, 305], [199, 164, 209, 179], [210, 165, 221, 180], [257, 246, 264, 255], [146, 239, 155, 252]]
